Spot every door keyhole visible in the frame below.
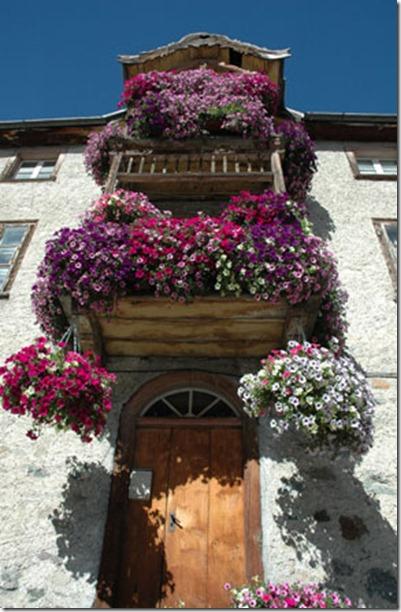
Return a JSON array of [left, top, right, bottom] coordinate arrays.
[[169, 512, 183, 532]]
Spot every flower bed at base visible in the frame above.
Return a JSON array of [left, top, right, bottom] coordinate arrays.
[[31, 189, 347, 347], [0, 338, 115, 442], [238, 339, 375, 454], [226, 579, 353, 608]]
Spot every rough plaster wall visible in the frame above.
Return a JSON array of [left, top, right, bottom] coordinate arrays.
[[0, 143, 397, 608], [0, 148, 107, 608], [259, 142, 397, 608]]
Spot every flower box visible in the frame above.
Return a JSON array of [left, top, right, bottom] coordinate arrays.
[[62, 295, 321, 360]]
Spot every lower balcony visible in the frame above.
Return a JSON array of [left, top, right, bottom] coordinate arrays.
[[61, 295, 321, 360]]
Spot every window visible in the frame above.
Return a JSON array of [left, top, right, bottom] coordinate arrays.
[[346, 148, 397, 180], [0, 222, 35, 294], [13, 160, 57, 180], [141, 388, 238, 418], [1, 151, 63, 182], [373, 219, 397, 291], [356, 158, 397, 177]]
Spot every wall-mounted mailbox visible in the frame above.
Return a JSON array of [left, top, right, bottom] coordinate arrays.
[[128, 469, 153, 501]]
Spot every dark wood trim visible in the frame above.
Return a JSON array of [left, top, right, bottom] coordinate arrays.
[[136, 417, 242, 428], [354, 174, 397, 181], [94, 371, 263, 608]]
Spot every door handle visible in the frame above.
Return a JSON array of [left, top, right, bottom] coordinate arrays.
[[169, 512, 183, 532]]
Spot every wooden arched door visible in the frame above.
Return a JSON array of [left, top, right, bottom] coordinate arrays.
[[95, 372, 262, 609]]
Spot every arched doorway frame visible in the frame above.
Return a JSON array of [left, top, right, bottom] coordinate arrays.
[[94, 371, 262, 608]]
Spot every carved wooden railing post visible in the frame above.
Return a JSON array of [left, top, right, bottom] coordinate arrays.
[[270, 134, 286, 194], [104, 151, 123, 194]]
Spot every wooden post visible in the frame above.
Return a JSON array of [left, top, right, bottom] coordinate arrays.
[[104, 152, 123, 193], [270, 134, 286, 194]]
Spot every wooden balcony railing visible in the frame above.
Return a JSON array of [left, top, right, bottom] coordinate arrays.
[[104, 134, 286, 197]]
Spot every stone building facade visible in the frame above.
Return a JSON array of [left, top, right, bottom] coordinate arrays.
[[0, 35, 397, 608]]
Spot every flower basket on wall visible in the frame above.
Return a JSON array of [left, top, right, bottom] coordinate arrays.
[[0, 337, 115, 443], [238, 339, 375, 455]]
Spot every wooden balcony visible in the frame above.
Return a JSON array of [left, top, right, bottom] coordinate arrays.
[[104, 134, 286, 198], [60, 295, 321, 361]]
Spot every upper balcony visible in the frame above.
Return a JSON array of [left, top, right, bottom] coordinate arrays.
[[104, 133, 286, 198]]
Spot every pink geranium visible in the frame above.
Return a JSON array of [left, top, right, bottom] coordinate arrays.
[[0, 338, 115, 443]]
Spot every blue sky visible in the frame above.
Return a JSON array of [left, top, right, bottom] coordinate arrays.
[[0, 0, 396, 120]]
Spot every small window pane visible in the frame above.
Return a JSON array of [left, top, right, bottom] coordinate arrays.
[[42, 161, 56, 168], [165, 391, 190, 416], [14, 168, 35, 180], [37, 169, 54, 179], [380, 160, 397, 175], [204, 400, 237, 417], [192, 391, 219, 416], [0, 268, 9, 291], [0, 226, 28, 246], [384, 222, 397, 256], [357, 159, 375, 174], [19, 161, 37, 169], [0, 247, 17, 265]]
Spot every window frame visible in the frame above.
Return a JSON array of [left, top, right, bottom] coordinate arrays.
[[1, 149, 64, 183], [372, 218, 397, 294], [0, 221, 36, 297], [346, 147, 397, 181]]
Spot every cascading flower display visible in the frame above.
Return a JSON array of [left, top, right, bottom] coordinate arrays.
[[0, 338, 115, 443], [31, 189, 346, 346], [238, 338, 375, 454], [221, 191, 347, 347], [227, 579, 353, 608], [221, 190, 308, 225], [84, 122, 123, 186], [120, 68, 278, 140], [85, 188, 167, 224], [32, 221, 132, 339], [276, 119, 317, 202]]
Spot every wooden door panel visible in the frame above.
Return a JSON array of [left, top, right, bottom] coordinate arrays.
[[208, 428, 246, 608], [115, 424, 250, 609], [162, 428, 210, 608], [116, 428, 172, 608]]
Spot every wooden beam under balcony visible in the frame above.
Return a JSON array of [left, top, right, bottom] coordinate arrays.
[[61, 295, 321, 361]]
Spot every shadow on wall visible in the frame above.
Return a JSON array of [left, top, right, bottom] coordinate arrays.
[[49, 456, 111, 585], [259, 421, 397, 609], [306, 196, 336, 241]]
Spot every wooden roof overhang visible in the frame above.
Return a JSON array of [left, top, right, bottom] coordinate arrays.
[[60, 294, 321, 362], [118, 32, 291, 109]]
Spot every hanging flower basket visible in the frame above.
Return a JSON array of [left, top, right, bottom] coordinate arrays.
[[0, 337, 115, 443], [238, 338, 375, 454]]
